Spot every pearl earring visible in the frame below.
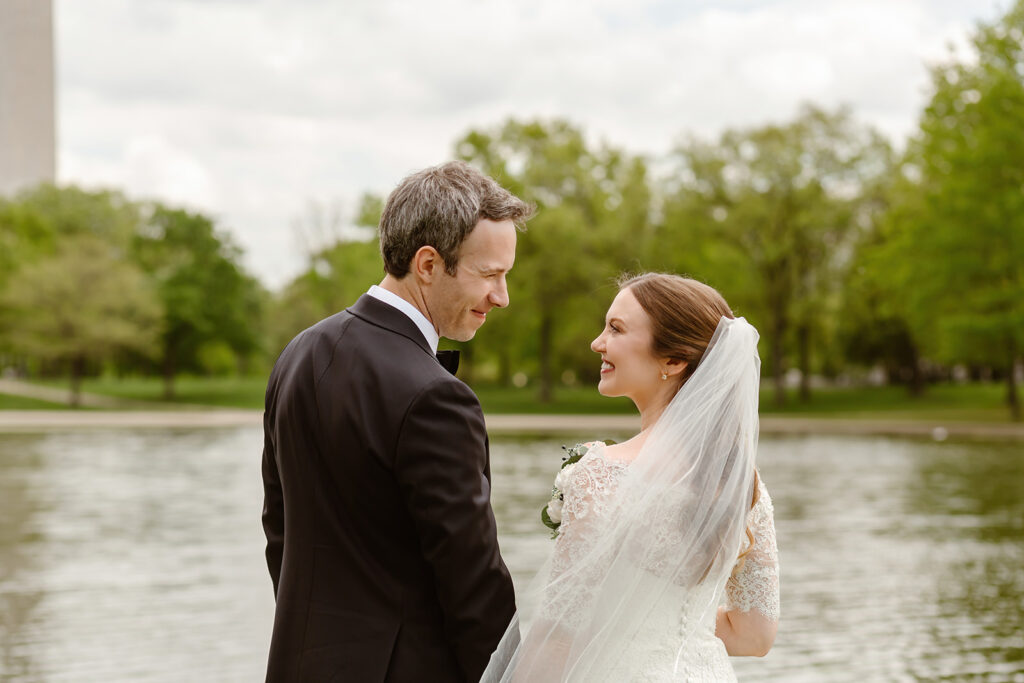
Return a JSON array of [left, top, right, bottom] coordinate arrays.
[[661, 372, 668, 380]]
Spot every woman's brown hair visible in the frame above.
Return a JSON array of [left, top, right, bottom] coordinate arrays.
[[618, 273, 733, 386]]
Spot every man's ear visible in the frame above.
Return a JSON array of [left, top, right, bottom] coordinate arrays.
[[410, 246, 443, 283]]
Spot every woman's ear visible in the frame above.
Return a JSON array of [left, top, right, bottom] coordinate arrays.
[[662, 358, 688, 378]]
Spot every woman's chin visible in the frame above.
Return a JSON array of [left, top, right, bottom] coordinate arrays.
[[596, 380, 619, 397]]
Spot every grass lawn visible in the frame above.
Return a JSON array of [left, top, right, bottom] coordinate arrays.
[[757, 382, 1013, 422], [474, 386, 636, 414], [0, 393, 76, 410], [32, 376, 269, 410], [478, 382, 1016, 421], [13, 376, 1018, 422]]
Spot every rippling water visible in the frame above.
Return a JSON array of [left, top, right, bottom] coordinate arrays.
[[0, 428, 1021, 681]]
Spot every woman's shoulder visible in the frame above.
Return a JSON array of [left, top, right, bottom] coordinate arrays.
[[559, 441, 628, 488], [563, 440, 610, 459], [590, 438, 646, 465], [578, 440, 634, 467]]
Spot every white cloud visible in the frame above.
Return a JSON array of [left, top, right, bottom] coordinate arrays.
[[53, 0, 1002, 289]]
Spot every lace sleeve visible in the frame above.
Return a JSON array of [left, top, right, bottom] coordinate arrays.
[[725, 477, 780, 622]]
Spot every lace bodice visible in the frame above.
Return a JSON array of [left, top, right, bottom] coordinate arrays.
[[545, 445, 628, 627], [550, 444, 629, 579], [546, 442, 780, 680]]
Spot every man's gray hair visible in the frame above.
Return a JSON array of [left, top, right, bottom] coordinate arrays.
[[379, 161, 534, 278]]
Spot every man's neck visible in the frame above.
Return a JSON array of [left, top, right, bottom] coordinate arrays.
[[369, 279, 441, 353], [378, 275, 432, 325]]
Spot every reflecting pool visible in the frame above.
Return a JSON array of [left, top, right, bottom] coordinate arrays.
[[0, 429, 1021, 681]]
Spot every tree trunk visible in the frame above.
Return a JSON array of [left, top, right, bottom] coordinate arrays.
[[798, 322, 811, 403], [908, 343, 925, 397], [771, 309, 786, 407], [236, 352, 249, 377], [69, 355, 85, 408], [1008, 344, 1020, 422], [498, 349, 510, 387], [163, 347, 176, 400], [538, 313, 553, 403]]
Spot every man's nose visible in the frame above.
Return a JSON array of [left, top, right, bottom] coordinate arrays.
[[489, 276, 510, 308]]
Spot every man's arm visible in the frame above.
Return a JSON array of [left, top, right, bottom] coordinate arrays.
[[394, 377, 516, 682], [262, 408, 284, 597]]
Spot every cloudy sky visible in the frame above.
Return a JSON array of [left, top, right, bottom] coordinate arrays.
[[54, 0, 1003, 289]]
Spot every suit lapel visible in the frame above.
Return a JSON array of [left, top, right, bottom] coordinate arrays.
[[348, 294, 436, 360]]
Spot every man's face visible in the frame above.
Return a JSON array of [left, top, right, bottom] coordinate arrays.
[[426, 218, 517, 342]]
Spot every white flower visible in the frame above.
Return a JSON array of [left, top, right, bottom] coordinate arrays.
[[554, 462, 577, 491], [547, 497, 563, 524]]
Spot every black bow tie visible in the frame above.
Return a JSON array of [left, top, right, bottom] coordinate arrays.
[[436, 350, 460, 375]]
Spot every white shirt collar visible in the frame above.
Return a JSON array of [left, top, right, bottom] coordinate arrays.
[[366, 285, 440, 354]]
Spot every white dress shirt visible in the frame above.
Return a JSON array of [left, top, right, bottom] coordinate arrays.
[[366, 285, 440, 354]]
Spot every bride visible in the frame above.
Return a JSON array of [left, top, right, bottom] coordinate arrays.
[[484, 273, 780, 682]]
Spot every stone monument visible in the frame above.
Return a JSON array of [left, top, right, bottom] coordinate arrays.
[[0, 0, 56, 196]]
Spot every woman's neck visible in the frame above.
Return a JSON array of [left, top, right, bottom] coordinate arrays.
[[635, 384, 676, 431], [639, 405, 663, 432]]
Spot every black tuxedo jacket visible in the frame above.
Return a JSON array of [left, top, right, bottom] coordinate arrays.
[[262, 294, 516, 682]]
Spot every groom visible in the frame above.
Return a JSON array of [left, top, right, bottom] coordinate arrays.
[[262, 161, 533, 682]]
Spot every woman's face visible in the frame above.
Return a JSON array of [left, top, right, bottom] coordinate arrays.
[[590, 287, 666, 403]]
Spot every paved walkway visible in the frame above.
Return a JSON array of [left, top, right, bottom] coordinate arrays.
[[0, 409, 1021, 439], [0, 409, 263, 431]]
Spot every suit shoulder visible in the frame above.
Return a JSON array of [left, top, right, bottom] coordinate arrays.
[[276, 309, 353, 356], [314, 314, 470, 403]]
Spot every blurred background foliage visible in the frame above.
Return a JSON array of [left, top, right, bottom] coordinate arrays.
[[0, 3, 1021, 418]]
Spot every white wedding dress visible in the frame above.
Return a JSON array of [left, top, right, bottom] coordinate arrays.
[[547, 442, 780, 682], [482, 317, 773, 683]]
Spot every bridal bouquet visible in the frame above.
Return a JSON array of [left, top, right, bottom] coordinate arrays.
[[541, 443, 590, 538]]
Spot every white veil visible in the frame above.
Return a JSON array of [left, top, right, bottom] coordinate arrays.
[[483, 316, 761, 682]]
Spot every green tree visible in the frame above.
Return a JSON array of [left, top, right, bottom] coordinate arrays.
[[663, 105, 891, 405], [0, 185, 145, 372], [885, 2, 1024, 418], [133, 205, 263, 397], [12, 183, 140, 247], [0, 196, 55, 289], [839, 167, 928, 394], [0, 236, 161, 405], [0, 184, 142, 296]]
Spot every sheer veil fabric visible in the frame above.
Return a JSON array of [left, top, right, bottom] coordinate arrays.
[[483, 316, 761, 682]]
